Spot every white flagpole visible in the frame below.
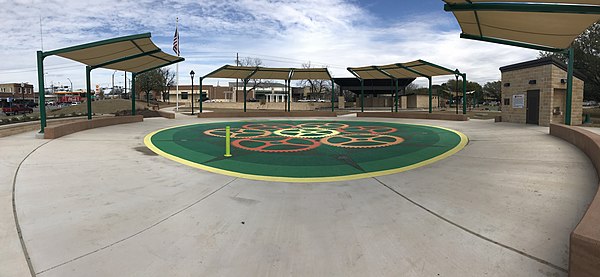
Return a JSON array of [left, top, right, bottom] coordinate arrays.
[[175, 17, 180, 111]]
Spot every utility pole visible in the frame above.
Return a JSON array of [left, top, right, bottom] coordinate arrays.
[[123, 72, 127, 99]]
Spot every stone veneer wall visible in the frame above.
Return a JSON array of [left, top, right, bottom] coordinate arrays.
[[501, 63, 583, 126]]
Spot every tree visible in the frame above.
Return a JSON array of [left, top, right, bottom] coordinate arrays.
[[239, 57, 263, 99], [299, 61, 331, 100], [483, 81, 502, 102], [440, 79, 483, 107], [539, 21, 600, 101], [135, 69, 164, 105], [158, 68, 175, 103]]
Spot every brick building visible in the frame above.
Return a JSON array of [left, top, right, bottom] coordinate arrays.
[[500, 57, 584, 126], [0, 83, 35, 101]]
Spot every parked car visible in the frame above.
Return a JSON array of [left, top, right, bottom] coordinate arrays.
[[2, 104, 33, 116]]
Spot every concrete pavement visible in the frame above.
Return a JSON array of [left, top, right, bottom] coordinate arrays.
[[2, 117, 598, 276]]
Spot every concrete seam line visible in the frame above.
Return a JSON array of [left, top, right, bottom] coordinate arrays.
[[36, 177, 238, 275], [372, 177, 568, 274], [12, 139, 53, 277]]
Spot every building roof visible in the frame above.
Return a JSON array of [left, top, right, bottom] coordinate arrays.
[[499, 57, 586, 80], [444, 1, 600, 51], [333, 78, 416, 95]]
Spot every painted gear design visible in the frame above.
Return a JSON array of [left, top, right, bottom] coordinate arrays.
[[338, 126, 397, 135], [296, 122, 350, 129], [232, 137, 321, 153], [321, 134, 404, 148], [274, 128, 340, 139], [242, 123, 296, 131], [204, 128, 271, 138]]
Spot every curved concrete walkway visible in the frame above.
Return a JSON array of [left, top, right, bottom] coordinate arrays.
[[2, 117, 598, 276]]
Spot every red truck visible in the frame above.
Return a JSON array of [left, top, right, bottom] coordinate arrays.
[[2, 104, 33, 116]]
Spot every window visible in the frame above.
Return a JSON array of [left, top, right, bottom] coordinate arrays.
[[181, 92, 188, 99], [503, 98, 510, 106]]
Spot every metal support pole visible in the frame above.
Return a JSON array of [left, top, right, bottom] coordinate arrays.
[[199, 77, 203, 113], [243, 79, 247, 112], [224, 126, 232, 157], [395, 79, 399, 112], [131, 73, 136, 115], [191, 76, 195, 116], [85, 66, 92, 120], [288, 80, 291, 112], [428, 77, 433, 114], [360, 79, 364, 113], [390, 79, 394, 112], [455, 74, 459, 115], [566, 47, 574, 125], [462, 73, 467, 115], [37, 51, 46, 133], [331, 79, 335, 112]]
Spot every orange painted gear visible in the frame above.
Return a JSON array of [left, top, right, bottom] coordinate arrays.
[[242, 123, 296, 131], [337, 126, 397, 135], [297, 122, 350, 129], [232, 137, 321, 153], [321, 134, 404, 148], [203, 128, 271, 138]]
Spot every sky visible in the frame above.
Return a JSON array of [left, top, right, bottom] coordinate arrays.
[[0, 0, 541, 91]]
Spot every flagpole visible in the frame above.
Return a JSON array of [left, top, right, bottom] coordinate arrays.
[[175, 17, 179, 111]]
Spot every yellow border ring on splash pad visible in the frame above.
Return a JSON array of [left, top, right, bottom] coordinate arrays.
[[144, 121, 469, 183]]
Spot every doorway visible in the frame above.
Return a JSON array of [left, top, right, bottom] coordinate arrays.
[[526, 90, 540, 125]]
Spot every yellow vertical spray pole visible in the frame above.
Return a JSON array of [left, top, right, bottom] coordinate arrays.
[[224, 126, 232, 157]]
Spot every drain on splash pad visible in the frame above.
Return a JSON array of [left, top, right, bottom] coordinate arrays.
[[144, 120, 467, 182]]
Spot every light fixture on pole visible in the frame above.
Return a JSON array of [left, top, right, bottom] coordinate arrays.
[[67, 78, 73, 92], [190, 70, 195, 115]]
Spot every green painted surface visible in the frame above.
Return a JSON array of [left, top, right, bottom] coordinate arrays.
[[148, 121, 465, 179]]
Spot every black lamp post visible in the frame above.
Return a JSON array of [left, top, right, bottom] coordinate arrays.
[[454, 70, 460, 115], [190, 70, 195, 115]]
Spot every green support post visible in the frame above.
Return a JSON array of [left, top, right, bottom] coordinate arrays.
[[428, 77, 433, 114], [287, 80, 291, 112], [37, 51, 46, 133], [331, 79, 335, 112], [566, 47, 574, 125], [243, 79, 247, 112], [462, 73, 467, 115], [131, 73, 136, 115], [199, 77, 203, 114], [224, 126, 232, 157], [86, 66, 93, 120], [395, 79, 399, 112], [360, 79, 364, 113], [390, 79, 394, 113]]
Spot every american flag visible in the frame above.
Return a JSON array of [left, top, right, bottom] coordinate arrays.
[[173, 27, 180, 56]]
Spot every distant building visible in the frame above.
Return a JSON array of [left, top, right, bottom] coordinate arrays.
[[0, 83, 35, 101], [500, 57, 585, 126]]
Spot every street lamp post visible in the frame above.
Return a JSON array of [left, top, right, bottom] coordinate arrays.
[[67, 78, 73, 92], [190, 70, 195, 115], [111, 70, 117, 99]]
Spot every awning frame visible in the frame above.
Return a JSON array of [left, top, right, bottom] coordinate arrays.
[[348, 60, 467, 114], [201, 65, 335, 112], [36, 33, 184, 133], [444, 1, 600, 124]]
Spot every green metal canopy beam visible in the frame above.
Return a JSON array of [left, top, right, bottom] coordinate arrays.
[[444, 3, 600, 14], [346, 68, 365, 112], [460, 33, 566, 52]]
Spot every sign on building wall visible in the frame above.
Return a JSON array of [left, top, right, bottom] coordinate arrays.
[[512, 94, 524, 108]]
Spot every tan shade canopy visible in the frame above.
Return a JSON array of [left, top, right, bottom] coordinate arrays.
[[348, 60, 458, 80], [45, 33, 183, 73], [444, 1, 600, 50], [204, 65, 332, 80]]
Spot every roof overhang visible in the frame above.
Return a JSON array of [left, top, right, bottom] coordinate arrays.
[[42, 33, 184, 73], [347, 60, 461, 80], [444, 0, 600, 52], [203, 65, 332, 80]]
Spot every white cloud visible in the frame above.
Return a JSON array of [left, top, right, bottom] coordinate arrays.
[[0, 0, 539, 91]]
